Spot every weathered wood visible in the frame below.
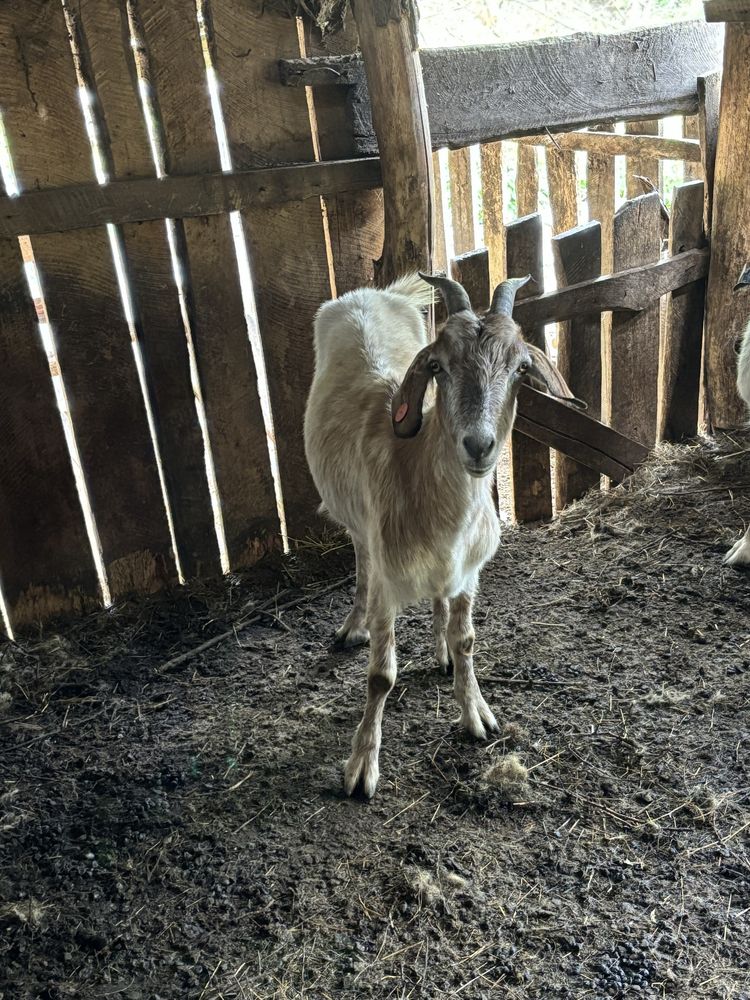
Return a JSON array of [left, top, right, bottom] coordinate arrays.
[[1, 0, 176, 600], [351, 0, 431, 284], [516, 386, 649, 483], [432, 151, 447, 273], [0, 159, 383, 240], [683, 116, 703, 181], [280, 22, 724, 152], [658, 181, 706, 442], [517, 131, 701, 162], [587, 122, 616, 274], [698, 72, 721, 235], [604, 193, 662, 446], [704, 1, 750, 22], [546, 148, 578, 236], [704, 25, 750, 428], [516, 144, 538, 218], [553, 222, 602, 505], [506, 213, 552, 523], [625, 120, 661, 198], [480, 142, 505, 287], [512, 248, 709, 328], [448, 147, 474, 255], [450, 248, 490, 313]]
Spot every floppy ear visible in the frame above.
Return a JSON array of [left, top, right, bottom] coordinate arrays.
[[391, 346, 434, 438], [525, 344, 587, 410]]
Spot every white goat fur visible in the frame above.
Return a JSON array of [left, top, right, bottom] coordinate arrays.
[[724, 319, 750, 566]]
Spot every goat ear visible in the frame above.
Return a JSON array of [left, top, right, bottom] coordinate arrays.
[[391, 346, 433, 438], [525, 344, 588, 410]]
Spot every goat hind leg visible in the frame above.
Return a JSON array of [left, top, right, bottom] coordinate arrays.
[[448, 591, 499, 740], [724, 525, 750, 567], [432, 598, 451, 673], [335, 536, 370, 647]]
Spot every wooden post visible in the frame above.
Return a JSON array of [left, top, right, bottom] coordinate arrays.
[[432, 151, 448, 273], [683, 115, 703, 181], [698, 72, 721, 238], [450, 248, 490, 313], [545, 148, 578, 235], [587, 122, 616, 274], [625, 120, 661, 196], [553, 221, 603, 506], [480, 141, 505, 286], [604, 193, 662, 445], [658, 181, 706, 442], [448, 147, 475, 255], [506, 213, 552, 523], [516, 143, 538, 218], [351, 0, 432, 284]]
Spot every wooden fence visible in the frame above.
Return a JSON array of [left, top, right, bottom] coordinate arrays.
[[0, 9, 726, 633]]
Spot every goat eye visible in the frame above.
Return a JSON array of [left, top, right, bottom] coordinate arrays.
[[428, 359, 442, 374], [517, 362, 529, 375]]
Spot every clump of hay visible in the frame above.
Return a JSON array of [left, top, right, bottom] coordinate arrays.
[[0, 898, 47, 926], [641, 686, 690, 707], [481, 752, 530, 801], [500, 721, 528, 748], [683, 784, 720, 823], [404, 867, 442, 907]]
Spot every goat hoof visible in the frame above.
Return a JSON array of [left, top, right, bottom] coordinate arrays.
[[724, 536, 750, 567], [437, 654, 453, 677], [333, 625, 370, 649], [460, 699, 500, 740], [343, 749, 379, 798]]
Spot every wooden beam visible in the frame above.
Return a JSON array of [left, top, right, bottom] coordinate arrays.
[[512, 248, 709, 328], [279, 21, 724, 153], [451, 248, 490, 312], [704, 23, 750, 428], [658, 181, 706, 442], [515, 386, 649, 483], [0, 158, 382, 239], [698, 72, 721, 234], [517, 131, 701, 162], [351, 0, 431, 284], [704, 1, 750, 22]]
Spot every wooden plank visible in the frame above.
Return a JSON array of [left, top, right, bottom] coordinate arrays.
[[516, 386, 649, 484], [545, 148, 578, 236], [698, 71, 721, 235], [704, 25, 750, 429], [587, 122, 616, 274], [448, 147, 474, 255], [683, 116, 703, 181], [0, 0, 175, 599], [552, 222, 602, 506], [506, 213, 552, 523], [0, 158, 383, 239], [351, 0, 431, 284], [513, 248, 709, 327], [517, 131, 701, 162], [704, 1, 750, 22], [604, 193, 662, 445], [625, 120, 660, 197], [279, 22, 724, 152], [0, 238, 99, 626], [480, 142, 505, 286], [658, 181, 706, 442], [432, 152, 448, 273], [516, 144, 538, 218], [451, 248, 490, 312]]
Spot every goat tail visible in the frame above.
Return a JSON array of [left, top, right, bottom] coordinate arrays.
[[738, 318, 750, 410], [385, 272, 436, 309]]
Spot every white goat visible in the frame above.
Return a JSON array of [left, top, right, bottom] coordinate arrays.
[[723, 273, 750, 566], [304, 272, 582, 797]]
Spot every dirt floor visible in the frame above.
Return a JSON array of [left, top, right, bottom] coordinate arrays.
[[2, 435, 750, 1000]]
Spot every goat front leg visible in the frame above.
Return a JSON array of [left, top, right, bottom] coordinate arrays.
[[343, 586, 396, 798], [448, 591, 499, 740], [335, 536, 370, 647], [724, 525, 750, 567], [432, 598, 450, 673]]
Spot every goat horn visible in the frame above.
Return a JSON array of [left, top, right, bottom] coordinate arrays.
[[418, 272, 472, 314], [489, 275, 533, 316]]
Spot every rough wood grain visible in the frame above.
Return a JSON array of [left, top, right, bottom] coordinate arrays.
[[704, 25, 750, 429], [516, 386, 649, 483], [450, 248, 490, 313], [545, 148, 578, 236], [431, 151, 447, 274], [0, 159, 383, 239], [518, 131, 701, 162], [479, 142, 505, 287], [351, 0, 431, 284], [698, 72, 721, 235], [704, 1, 750, 22], [625, 120, 661, 197], [512, 249, 708, 327], [516, 144, 538, 218], [658, 181, 706, 442], [553, 222, 602, 505], [448, 147, 474, 255], [280, 22, 724, 152], [506, 213, 552, 523], [0, 0, 175, 600], [604, 193, 662, 446], [587, 122, 616, 274], [682, 116, 703, 181]]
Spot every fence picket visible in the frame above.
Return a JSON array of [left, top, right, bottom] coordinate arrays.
[[480, 142, 505, 286], [448, 147, 474, 254]]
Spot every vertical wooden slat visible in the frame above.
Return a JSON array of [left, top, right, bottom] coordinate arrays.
[[625, 120, 660, 197], [604, 193, 662, 445], [658, 181, 706, 442], [516, 143, 538, 218], [480, 142, 505, 287], [0, 239, 98, 625], [705, 26, 750, 430], [432, 151, 448, 274], [507, 213, 552, 523], [450, 248, 490, 313], [698, 71, 721, 237], [202, 0, 340, 538], [545, 149, 578, 235], [552, 221, 602, 506], [448, 147, 475, 255], [587, 122, 616, 273], [683, 115, 703, 181], [0, 0, 174, 598]]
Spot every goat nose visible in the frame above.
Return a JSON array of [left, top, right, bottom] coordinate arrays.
[[463, 434, 496, 462]]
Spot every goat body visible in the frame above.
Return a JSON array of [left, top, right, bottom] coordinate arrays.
[[724, 316, 750, 566]]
